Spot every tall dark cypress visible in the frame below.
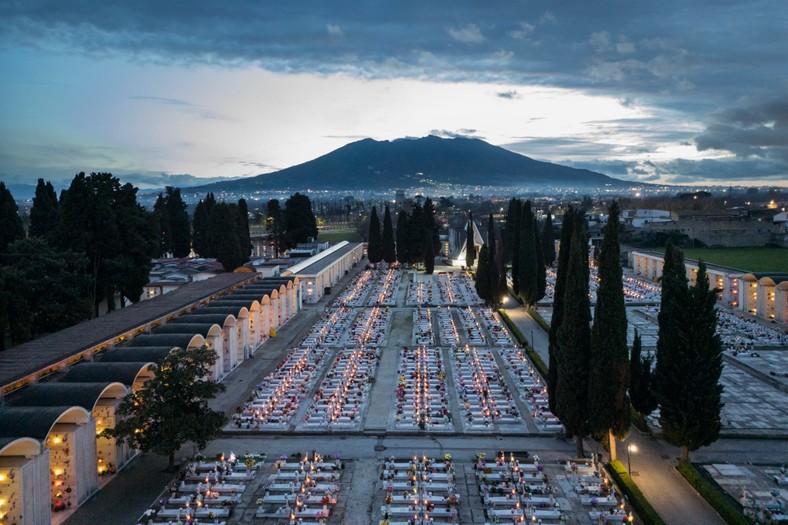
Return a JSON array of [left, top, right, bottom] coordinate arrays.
[[192, 193, 216, 258], [510, 200, 521, 294], [518, 201, 537, 305], [486, 214, 501, 307], [547, 207, 575, 415], [555, 212, 591, 457], [396, 210, 409, 264], [465, 211, 476, 268], [424, 227, 435, 274], [367, 206, 382, 264], [504, 198, 518, 264], [629, 329, 658, 424], [542, 210, 556, 267], [474, 244, 490, 302], [534, 217, 546, 301], [0, 182, 25, 254], [29, 179, 59, 240], [237, 198, 252, 260], [656, 260, 724, 461], [382, 205, 396, 263], [588, 202, 630, 460]]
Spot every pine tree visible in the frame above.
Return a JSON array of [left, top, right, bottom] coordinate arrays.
[[103, 345, 226, 468], [424, 227, 435, 274], [396, 209, 409, 264], [588, 202, 630, 460], [382, 205, 396, 263], [629, 329, 658, 426], [0, 182, 25, 254], [518, 201, 538, 305], [367, 206, 382, 264], [556, 212, 591, 457], [547, 207, 575, 415], [542, 210, 556, 267], [655, 260, 724, 461], [29, 179, 59, 240], [465, 211, 476, 269]]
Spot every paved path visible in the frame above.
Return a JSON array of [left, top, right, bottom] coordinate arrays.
[[502, 298, 727, 525]]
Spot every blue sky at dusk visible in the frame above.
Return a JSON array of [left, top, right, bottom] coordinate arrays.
[[0, 0, 786, 189]]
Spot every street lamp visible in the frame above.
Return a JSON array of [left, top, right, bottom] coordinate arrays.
[[626, 444, 637, 475]]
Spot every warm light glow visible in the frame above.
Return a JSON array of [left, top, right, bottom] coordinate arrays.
[[627, 444, 637, 453]]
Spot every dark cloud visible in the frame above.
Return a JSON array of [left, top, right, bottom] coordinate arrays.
[[694, 97, 788, 164], [1, 0, 786, 184]]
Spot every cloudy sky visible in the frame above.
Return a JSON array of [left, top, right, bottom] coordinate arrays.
[[1, 0, 786, 190]]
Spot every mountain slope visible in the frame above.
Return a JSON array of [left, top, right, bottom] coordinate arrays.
[[194, 135, 630, 192]]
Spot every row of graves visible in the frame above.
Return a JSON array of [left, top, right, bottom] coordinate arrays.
[[379, 454, 460, 525], [137, 451, 265, 524], [413, 307, 462, 348], [542, 268, 661, 305], [475, 451, 632, 524], [233, 293, 393, 431], [406, 273, 483, 307], [255, 451, 343, 524], [395, 346, 452, 430]]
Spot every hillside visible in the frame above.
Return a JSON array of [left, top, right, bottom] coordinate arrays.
[[192, 135, 633, 192]]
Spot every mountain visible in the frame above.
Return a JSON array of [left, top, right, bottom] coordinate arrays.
[[191, 135, 632, 193]]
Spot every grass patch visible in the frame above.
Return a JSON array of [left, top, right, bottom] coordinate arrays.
[[498, 309, 549, 378], [653, 246, 788, 273], [676, 460, 751, 525], [318, 230, 363, 244], [606, 460, 667, 525]]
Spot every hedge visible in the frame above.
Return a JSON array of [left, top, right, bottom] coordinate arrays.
[[497, 309, 548, 378], [606, 460, 667, 525], [676, 460, 750, 525], [527, 307, 551, 332]]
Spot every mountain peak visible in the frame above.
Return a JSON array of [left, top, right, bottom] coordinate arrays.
[[192, 135, 630, 192]]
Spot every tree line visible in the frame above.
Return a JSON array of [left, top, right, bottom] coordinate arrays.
[[546, 201, 722, 462], [366, 200, 440, 273]]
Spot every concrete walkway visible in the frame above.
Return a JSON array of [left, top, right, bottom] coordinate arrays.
[[502, 296, 727, 525]]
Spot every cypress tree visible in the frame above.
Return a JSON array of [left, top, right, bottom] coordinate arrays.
[[192, 193, 216, 258], [407, 203, 426, 264], [474, 244, 490, 301], [237, 198, 251, 259], [486, 214, 501, 307], [423, 198, 440, 253], [367, 206, 382, 264], [556, 212, 591, 457], [534, 217, 546, 301], [465, 211, 475, 268], [396, 209, 409, 264], [504, 198, 518, 264], [153, 193, 170, 257], [588, 202, 630, 460], [168, 187, 191, 258], [510, 200, 521, 294], [0, 182, 25, 254], [656, 260, 724, 461], [548, 207, 575, 415], [518, 201, 537, 305], [542, 210, 556, 267], [629, 329, 658, 426], [29, 179, 59, 240], [282, 193, 317, 247], [209, 203, 245, 271], [382, 205, 396, 263], [424, 227, 435, 274], [266, 199, 284, 257]]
